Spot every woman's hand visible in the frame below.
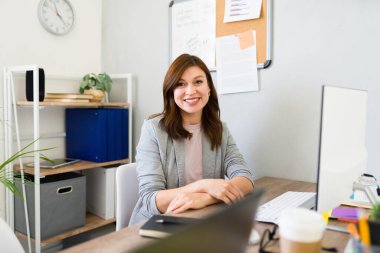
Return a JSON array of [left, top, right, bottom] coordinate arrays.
[[166, 192, 217, 214], [195, 179, 244, 205]]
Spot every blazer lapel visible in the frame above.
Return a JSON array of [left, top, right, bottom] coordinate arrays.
[[173, 138, 186, 187]]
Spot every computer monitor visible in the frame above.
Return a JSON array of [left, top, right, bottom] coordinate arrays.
[[316, 85, 368, 212]]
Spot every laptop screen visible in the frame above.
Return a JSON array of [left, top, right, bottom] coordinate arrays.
[[133, 189, 264, 253]]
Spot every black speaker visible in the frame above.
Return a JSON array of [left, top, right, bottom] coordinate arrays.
[[26, 68, 45, 102]]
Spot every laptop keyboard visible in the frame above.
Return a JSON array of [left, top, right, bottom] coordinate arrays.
[[255, 191, 316, 224]]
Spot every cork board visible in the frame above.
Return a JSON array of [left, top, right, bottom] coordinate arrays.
[[216, 0, 272, 68]]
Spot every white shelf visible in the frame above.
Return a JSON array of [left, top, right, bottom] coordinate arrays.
[[3, 66, 134, 253]]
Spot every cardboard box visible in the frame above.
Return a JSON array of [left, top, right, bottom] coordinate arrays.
[[83, 166, 116, 220]]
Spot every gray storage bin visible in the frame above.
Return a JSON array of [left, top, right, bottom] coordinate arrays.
[[15, 172, 86, 240]]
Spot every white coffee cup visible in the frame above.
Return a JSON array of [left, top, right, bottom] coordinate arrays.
[[278, 208, 326, 253]]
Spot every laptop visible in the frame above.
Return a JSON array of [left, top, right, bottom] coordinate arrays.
[[133, 189, 264, 253]]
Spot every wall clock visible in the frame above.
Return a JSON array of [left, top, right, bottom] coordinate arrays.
[[38, 0, 75, 35]]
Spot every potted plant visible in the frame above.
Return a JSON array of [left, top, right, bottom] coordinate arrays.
[[369, 202, 380, 246], [79, 73, 112, 102]]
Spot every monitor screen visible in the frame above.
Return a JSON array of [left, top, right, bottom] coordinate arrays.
[[316, 86, 368, 212]]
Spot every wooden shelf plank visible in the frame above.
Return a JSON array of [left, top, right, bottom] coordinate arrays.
[[16, 101, 129, 108], [16, 213, 116, 247], [16, 159, 129, 176]]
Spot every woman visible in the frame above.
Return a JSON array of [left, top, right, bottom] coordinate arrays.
[[129, 54, 254, 225]]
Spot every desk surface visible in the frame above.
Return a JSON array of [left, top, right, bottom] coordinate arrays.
[[61, 177, 349, 253]]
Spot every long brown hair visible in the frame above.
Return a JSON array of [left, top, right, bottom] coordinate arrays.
[[154, 54, 223, 150]]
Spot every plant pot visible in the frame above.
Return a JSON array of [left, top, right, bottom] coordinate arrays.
[[84, 89, 104, 102]]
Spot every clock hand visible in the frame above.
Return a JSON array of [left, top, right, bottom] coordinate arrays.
[[53, 2, 68, 27], [53, 2, 59, 15], [57, 15, 68, 27]]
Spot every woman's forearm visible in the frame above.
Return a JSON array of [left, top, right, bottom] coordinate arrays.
[[156, 187, 184, 213], [155, 177, 253, 213], [230, 176, 254, 195], [155, 182, 200, 213]]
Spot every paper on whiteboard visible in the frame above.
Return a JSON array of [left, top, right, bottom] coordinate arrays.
[[224, 0, 262, 23], [216, 31, 258, 94], [171, 0, 216, 69]]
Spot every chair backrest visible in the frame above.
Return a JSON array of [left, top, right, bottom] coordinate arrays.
[[0, 218, 25, 253], [116, 163, 139, 231]]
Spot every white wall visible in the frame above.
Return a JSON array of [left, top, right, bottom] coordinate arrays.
[[103, 0, 380, 184], [0, 0, 102, 219], [102, 0, 168, 154]]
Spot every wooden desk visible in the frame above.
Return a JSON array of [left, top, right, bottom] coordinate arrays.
[[60, 177, 349, 253]]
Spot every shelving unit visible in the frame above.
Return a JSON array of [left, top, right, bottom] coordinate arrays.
[[3, 65, 134, 253], [16, 101, 129, 107], [16, 158, 129, 177], [16, 213, 115, 247]]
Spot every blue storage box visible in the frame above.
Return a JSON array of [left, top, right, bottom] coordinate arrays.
[[66, 108, 128, 162]]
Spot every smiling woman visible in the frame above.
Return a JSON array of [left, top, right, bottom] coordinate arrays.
[[173, 66, 210, 124], [129, 54, 255, 226]]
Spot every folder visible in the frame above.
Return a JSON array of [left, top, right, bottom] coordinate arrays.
[[66, 108, 129, 162]]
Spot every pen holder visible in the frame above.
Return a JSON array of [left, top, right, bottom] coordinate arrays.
[[368, 220, 380, 246]]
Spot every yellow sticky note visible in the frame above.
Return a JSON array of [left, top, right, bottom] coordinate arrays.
[[322, 210, 332, 224], [237, 31, 255, 50]]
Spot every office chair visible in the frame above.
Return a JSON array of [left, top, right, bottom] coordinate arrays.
[[115, 163, 139, 231], [0, 218, 25, 253]]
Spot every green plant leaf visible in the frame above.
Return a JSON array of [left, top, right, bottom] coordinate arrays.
[[80, 72, 112, 93], [0, 177, 23, 200], [0, 139, 53, 171], [0, 138, 53, 199], [370, 202, 380, 221]]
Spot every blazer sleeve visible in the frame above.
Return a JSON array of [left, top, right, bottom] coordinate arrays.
[[135, 119, 166, 216], [223, 125, 255, 185]]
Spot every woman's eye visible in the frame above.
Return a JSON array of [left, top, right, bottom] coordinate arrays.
[[177, 82, 185, 87], [195, 80, 203, 85]]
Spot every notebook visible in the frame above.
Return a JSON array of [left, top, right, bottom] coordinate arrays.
[[133, 189, 264, 253], [139, 215, 199, 238]]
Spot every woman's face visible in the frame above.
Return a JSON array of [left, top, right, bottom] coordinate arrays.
[[173, 66, 211, 124]]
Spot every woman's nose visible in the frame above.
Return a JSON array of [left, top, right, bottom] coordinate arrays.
[[185, 84, 196, 94]]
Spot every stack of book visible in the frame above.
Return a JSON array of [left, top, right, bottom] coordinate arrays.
[[44, 93, 94, 103]]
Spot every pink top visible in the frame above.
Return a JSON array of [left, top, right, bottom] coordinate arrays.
[[184, 123, 203, 184]]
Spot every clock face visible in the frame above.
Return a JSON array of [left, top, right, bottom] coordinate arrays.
[[38, 0, 75, 35]]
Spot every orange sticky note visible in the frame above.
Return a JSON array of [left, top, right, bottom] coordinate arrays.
[[237, 31, 255, 50]]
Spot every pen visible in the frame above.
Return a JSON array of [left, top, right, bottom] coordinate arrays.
[[358, 218, 370, 245], [358, 209, 371, 252], [347, 223, 360, 239]]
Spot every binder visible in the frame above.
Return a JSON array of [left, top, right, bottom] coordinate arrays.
[[66, 108, 129, 162]]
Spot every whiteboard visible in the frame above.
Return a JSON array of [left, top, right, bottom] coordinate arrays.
[[169, 0, 216, 70]]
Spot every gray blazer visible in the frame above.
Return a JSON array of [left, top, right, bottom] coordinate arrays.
[[129, 116, 254, 225]]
